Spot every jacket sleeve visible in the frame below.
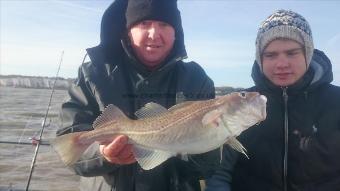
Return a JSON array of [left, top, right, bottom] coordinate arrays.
[[57, 64, 120, 177], [204, 146, 239, 191]]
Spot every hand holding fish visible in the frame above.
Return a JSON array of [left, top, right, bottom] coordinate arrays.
[[99, 135, 136, 165]]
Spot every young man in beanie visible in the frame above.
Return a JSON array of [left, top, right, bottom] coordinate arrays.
[[57, 0, 218, 191], [206, 9, 340, 191]]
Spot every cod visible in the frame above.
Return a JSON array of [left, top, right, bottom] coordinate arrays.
[[52, 91, 267, 170]]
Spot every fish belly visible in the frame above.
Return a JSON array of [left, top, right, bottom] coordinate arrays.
[[128, 120, 230, 154]]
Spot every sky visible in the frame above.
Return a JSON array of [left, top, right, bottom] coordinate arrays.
[[1, 0, 340, 88]]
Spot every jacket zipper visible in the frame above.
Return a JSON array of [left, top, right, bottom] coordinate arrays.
[[282, 87, 288, 191]]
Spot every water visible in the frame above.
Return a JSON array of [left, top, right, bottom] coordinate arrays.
[[0, 87, 79, 191]]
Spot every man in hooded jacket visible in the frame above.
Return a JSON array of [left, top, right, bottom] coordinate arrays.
[[205, 9, 340, 191], [57, 0, 218, 191]]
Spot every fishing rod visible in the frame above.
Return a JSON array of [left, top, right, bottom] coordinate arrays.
[[25, 51, 64, 191], [0, 140, 50, 146]]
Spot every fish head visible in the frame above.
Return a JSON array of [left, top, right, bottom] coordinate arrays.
[[216, 91, 267, 136]]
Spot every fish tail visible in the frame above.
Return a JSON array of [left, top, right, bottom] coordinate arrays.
[[51, 132, 90, 166]]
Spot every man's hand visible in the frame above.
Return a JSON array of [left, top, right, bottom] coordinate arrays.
[[100, 135, 136, 165]]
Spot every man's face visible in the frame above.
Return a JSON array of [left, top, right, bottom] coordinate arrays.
[[128, 20, 175, 70], [262, 39, 307, 87]]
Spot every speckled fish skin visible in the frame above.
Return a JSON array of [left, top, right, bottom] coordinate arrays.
[[77, 92, 266, 151], [52, 91, 267, 169]]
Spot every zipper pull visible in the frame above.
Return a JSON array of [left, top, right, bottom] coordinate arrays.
[[282, 87, 288, 102], [304, 91, 308, 100]]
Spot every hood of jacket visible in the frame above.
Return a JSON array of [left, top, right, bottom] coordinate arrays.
[[94, 0, 187, 74], [251, 49, 333, 94]]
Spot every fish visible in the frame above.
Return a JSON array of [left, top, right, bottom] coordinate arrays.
[[51, 91, 267, 170]]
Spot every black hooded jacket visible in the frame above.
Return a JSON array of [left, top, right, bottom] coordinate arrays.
[[206, 49, 340, 191], [57, 1, 217, 191]]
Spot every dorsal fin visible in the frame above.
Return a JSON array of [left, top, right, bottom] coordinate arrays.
[[93, 104, 127, 129], [168, 101, 195, 112], [135, 102, 168, 119]]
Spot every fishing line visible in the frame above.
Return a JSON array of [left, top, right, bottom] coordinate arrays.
[[18, 116, 33, 144], [0, 140, 50, 146], [10, 116, 34, 158], [25, 51, 64, 191]]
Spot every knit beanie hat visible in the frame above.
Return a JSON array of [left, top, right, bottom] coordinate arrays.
[[125, 0, 180, 29], [256, 10, 314, 70]]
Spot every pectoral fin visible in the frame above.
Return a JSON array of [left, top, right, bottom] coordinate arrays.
[[202, 110, 223, 127], [133, 145, 176, 170]]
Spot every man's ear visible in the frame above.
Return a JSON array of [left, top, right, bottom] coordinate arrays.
[[125, 31, 133, 47]]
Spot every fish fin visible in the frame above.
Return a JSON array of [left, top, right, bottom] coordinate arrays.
[[202, 110, 223, 127], [135, 102, 168, 119], [225, 137, 249, 159], [168, 101, 195, 112], [50, 132, 91, 166], [133, 145, 175, 170], [93, 104, 127, 129]]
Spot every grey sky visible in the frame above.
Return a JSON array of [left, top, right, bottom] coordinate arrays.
[[1, 0, 339, 87]]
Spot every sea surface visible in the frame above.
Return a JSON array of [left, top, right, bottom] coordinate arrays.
[[0, 87, 80, 191]]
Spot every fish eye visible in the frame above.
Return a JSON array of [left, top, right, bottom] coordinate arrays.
[[239, 92, 246, 98]]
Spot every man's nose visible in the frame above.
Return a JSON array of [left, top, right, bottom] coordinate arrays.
[[148, 24, 160, 39], [276, 54, 289, 68]]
